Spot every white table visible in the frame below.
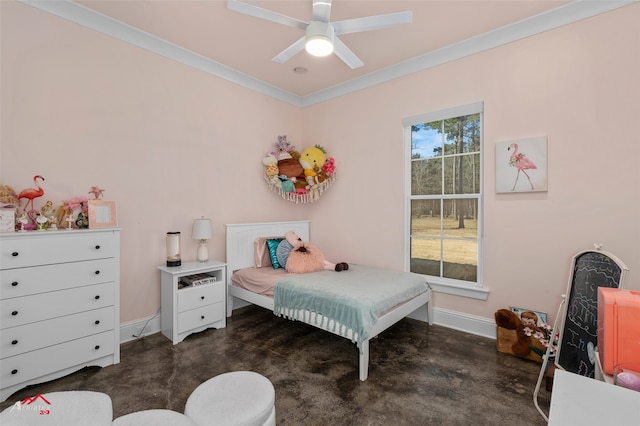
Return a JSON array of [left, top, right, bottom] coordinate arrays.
[[548, 370, 640, 425]]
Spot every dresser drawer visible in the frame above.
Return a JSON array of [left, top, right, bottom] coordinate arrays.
[[0, 231, 116, 269], [0, 306, 115, 359], [1, 331, 115, 388], [177, 302, 224, 334], [177, 282, 224, 313], [0, 258, 115, 299], [0, 282, 114, 329]]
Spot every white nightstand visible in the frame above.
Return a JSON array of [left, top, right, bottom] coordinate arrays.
[[159, 260, 226, 345]]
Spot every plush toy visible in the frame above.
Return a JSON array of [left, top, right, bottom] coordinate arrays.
[[277, 157, 304, 179], [278, 175, 295, 193], [276, 231, 349, 273], [495, 309, 531, 357], [299, 145, 327, 177], [495, 309, 545, 362]]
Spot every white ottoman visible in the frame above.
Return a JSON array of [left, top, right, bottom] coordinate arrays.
[[113, 409, 197, 425], [0, 390, 112, 426], [185, 371, 275, 426]]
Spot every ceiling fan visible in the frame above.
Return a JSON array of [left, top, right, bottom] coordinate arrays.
[[227, 0, 412, 69]]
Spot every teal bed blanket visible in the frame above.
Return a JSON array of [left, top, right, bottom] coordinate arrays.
[[273, 265, 428, 350]]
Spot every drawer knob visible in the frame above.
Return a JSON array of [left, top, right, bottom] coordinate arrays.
[[11, 311, 18, 316], [201, 315, 205, 320], [11, 369, 18, 375], [95, 320, 100, 325], [95, 270, 101, 275], [11, 252, 19, 257], [95, 245, 101, 250], [95, 295, 100, 300], [11, 281, 18, 287], [201, 296, 205, 300], [94, 345, 100, 350], [11, 339, 18, 345]]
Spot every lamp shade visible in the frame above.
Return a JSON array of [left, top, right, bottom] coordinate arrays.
[[192, 217, 212, 241]]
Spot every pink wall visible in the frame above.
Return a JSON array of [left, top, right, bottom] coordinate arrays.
[[303, 4, 639, 323], [2, 1, 638, 327], [1, 2, 307, 323]]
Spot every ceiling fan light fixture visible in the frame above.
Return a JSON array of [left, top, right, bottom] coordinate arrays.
[[305, 21, 334, 57]]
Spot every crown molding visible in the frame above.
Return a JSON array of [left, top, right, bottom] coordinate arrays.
[[19, 1, 638, 108]]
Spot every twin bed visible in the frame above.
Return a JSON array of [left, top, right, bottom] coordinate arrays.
[[225, 220, 432, 381]]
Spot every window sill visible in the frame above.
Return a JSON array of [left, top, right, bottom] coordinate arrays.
[[427, 279, 489, 300]]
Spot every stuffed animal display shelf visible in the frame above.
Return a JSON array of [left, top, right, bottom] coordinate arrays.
[[262, 135, 336, 203]]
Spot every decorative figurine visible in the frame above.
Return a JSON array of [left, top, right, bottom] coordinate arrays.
[[76, 211, 89, 229], [36, 214, 48, 231], [17, 210, 29, 232], [41, 200, 58, 230], [88, 186, 105, 200], [65, 212, 74, 229], [18, 175, 45, 228], [47, 215, 58, 231]]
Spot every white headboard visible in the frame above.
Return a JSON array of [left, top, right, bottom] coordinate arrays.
[[225, 220, 310, 280]]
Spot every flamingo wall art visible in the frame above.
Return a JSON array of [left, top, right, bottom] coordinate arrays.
[[495, 137, 548, 193]]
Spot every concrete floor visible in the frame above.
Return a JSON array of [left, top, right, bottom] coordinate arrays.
[[1, 305, 551, 425]]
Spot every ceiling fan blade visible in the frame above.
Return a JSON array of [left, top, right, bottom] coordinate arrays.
[[227, 0, 307, 31], [333, 36, 364, 69], [272, 36, 306, 64], [312, 0, 332, 22], [333, 11, 412, 35]]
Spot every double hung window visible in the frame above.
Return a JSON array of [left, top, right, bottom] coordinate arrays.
[[404, 102, 486, 298]]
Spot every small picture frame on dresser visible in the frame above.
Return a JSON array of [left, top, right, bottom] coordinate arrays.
[[88, 200, 117, 228]]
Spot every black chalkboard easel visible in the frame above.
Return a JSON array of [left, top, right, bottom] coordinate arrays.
[[533, 247, 628, 421], [555, 248, 628, 377]]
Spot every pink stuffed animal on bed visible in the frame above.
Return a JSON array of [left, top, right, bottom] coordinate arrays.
[[276, 231, 349, 273]]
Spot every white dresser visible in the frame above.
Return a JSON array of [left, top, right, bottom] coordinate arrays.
[[0, 229, 120, 402]]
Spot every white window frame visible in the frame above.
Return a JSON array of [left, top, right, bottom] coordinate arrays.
[[403, 102, 489, 300]]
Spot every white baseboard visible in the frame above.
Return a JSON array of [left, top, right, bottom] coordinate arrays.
[[120, 314, 161, 344], [119, 304, 497, 345], [429, 307, 496, 339], [407, 305, 495, 339]]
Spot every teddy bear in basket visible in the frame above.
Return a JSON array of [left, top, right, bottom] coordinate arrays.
[[276, 231, 349, 273]]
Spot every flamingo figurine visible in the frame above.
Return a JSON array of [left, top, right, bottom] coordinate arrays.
[[18, 175, 45, 223], [508, 144, 536, 191]]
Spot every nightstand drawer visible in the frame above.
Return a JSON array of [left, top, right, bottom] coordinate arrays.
[[1, 232, 116, 269], [0, 258, 115, 299], [177, 303, 223, 334], [177, 282, 224, 312], [1, 331, 115, 388], [0, 306, 115, 358], [0, 282, 114, 329]]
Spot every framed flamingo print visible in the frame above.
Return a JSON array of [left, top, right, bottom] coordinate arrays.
[[495, 137, 548, 193]]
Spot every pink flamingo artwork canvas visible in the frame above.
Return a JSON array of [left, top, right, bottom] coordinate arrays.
[[508, 143, 536, 191], [495, 137, 547, 193]]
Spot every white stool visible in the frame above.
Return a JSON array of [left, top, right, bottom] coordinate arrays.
[[113, 409, 197, 425], [185, 371, 275, 426], [0, 391, 112, 425]]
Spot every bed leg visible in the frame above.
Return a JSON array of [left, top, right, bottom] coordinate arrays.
[[427, 288, 434, 326], [359, 340, 370, 381], [226, 293, 233, 317]]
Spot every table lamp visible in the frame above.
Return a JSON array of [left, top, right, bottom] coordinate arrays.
[[192, 217, 213, 262]]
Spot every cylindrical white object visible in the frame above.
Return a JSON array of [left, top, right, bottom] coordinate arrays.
[[197, 242, 209, 262], [166, 232, 181, 267]]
